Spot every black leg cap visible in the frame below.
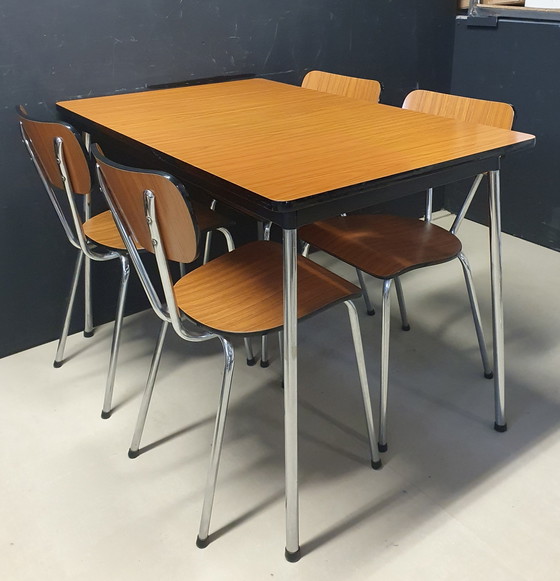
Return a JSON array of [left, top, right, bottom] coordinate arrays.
[[494, 422, 507, 433], [128, 448, 140, 459], [101, 410, 111, 420], [196, 536, 210, 549], [402, 324, 411, 332], [484, 371, 494, 379], [366, 309, 376, 316], [260, 360, 270, 368], [246, 357, 257, 367], [371, 459, 383, 470], [84, 330, 94, 338], [285, 547, 301, 562], [53, 361, 63, 369], [378, 442, 388, 453]]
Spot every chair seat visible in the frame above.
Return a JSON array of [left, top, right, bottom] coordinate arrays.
[[300, 214, 462, 279], [174, 240, 361, 335], [83, 210, 128, 250]]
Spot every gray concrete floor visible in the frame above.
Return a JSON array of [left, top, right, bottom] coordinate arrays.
[[2, 215, 560, 580]]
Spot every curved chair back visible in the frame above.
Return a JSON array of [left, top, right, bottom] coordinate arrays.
[[301, 70, 381, 102], [92, 145, 199, 264], [17, 105, 91, 194], [402, 89, 514, 130]]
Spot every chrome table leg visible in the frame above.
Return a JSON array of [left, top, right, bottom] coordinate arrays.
[[489, 169, 507, 431], [283, 228, 300, 562]]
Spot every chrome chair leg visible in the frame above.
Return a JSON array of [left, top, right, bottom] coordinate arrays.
[[457, 252, 493, 379], [344, 300, 382, 469], [394, 276, 410, 331], [179, 263, 187, 277], [54, 252, 84, 368], [378, 279, 392, 452], [278, 330, 283, 363], [197, 337, 235, 549], [301, 242, 310, 258], [128, 320, 169, 458], [101, 255, 131, 419], [202, 231, 213, 264], [261, 334, 269, 368], [84, 255, 94, 337], [244, 337, 256, 366], [356, 269, 375, 315]]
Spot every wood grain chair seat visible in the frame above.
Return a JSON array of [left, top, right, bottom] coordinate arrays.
[[259, 70, 382, 368], [300, 90, 515, 452], [92, 144, 381, 551]]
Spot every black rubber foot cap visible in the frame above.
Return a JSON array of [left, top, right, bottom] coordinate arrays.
[[494, 422, 507, 433], [101, 410, 111, 419], [485, 371, 494, 379], [53, 361, 63, 369], [371, 459, 383, 470], [246, 357, 257, 367], [378, 442, 388, 453], [84, 330, 94, 338], [285, 548, 301, 562], [196, 536, 210, 549], [402, 324, 411, 332], [260, 360, 270, 368], [128, 448, 140, 459], [367, 309, 376, 316]]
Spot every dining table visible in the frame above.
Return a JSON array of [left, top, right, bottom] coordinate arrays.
[[57, 77, 535, 561]]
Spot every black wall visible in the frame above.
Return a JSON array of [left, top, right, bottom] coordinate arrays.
[[449, 17, 559, 248], [0, 0, 455, 357]]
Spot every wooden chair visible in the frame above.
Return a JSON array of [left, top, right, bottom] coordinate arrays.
[[91, 144, 381, 550], [259, 70, 382, 368], [301, 70, 382, 102], [17, 106, 237, 418], [299, 90, 515, 451]]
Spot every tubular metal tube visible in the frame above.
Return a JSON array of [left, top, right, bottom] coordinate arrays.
[[129, 320, 169, 455], [54, 252, 84, 366], [283, 228, 300, 558], [457, 252, 492, 378], [101, 254, 130, 418], [425, 187, 433, 222], [84, 256, 93, 336], [344, 300, 381, 467], [379, 279, 392, 450], [488, 169, 506, 429], [450, 173, 484, 235], [394, 277, 410, 331], [356, 269, 375, 315], [197, 336, 235, 544]]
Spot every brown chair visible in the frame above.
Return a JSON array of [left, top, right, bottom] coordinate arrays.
[[299, 90, 515, 451], [17, 106, 237, 417], [91, 144, 381, 550], [258, 70, 382, 368], [301, 70, 382, 102]]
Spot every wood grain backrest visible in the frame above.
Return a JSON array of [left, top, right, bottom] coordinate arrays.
[[301, 71, 381, 103], [17, 105, 91, 194], [93, 146, 199, 264], [402, 90, 514, 130]]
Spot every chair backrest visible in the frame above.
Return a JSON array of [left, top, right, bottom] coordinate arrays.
[[92, 145, 199, 264], [402, 89, 514, 130], [17, 105, 92, 194], [301, 70, 381, 103], [402, 90, 514, 227], [92, 144, 210, 341]]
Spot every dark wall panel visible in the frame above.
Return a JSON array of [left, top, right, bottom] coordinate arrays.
[[449, 17, 558, 248], [1, 0, 455, 357]]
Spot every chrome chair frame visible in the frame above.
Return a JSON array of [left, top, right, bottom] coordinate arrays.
[[18, 114, 130, 419], [93, 145, 381, 553]]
